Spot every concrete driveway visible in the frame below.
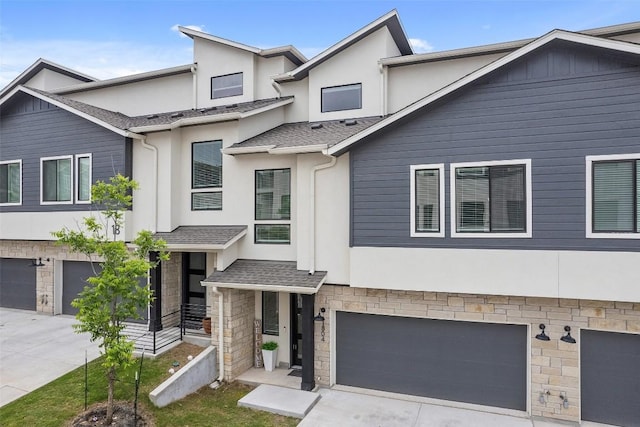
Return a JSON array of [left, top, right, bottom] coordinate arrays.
[[0, 308, 101, 407]]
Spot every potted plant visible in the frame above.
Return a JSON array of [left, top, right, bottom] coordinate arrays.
[[261, 341, 278, 371], [202, 317, 212, 334]]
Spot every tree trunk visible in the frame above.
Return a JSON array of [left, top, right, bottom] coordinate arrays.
[[106, 366, 115, 424]]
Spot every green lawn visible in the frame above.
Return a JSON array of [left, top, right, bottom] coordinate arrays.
[[0, 344, 299, 427]]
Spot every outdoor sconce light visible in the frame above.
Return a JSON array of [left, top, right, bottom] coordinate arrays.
[[560, 326, 576, 344], [30, 257, 50, 267], [559, 392, 569, 409], [314, 307, 326, 342], [535, 323, 550, 341]]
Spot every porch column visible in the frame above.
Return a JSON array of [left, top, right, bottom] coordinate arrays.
[[301, 293, 316, 391], [148, 251, 163, 332]]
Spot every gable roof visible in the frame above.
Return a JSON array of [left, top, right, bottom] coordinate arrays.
[[179, 26, 307, 66], [274, 9, 412, 82], [0, 58, 95, 99], [154, 225, 247, 250], [328, 30, 640, 156]]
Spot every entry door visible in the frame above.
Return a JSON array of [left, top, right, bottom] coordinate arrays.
[[182, 253, 206, 320], [290, 294, 303, 367]]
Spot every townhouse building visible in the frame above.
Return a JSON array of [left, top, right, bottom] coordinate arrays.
[[1, 10, 639, 426]]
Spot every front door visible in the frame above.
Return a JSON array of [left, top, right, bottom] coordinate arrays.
[[182, 253, 207, 325], [290, 294, 303, 367]]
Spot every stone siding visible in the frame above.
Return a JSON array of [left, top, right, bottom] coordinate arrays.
[[314, 285, 640, 423], [161, 252, 182, 317]]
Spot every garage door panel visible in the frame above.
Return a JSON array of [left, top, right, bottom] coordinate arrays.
[[0, 258, 36, 310], [336, 311, 526, 411], [581, 330, 640, 426]]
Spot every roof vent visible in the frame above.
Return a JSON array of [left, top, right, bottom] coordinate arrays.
[[146, 114, 158, 120], [310, 123, 323, 130], [344, 119, 358, 126], [170, 112, 184, 118]]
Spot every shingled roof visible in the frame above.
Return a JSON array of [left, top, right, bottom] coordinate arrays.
[[154, 226, 247, 249]]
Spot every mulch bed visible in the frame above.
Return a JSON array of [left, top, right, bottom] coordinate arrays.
[[67, 401, 155, 427]]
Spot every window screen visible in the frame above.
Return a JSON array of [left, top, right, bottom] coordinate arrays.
[[211, 72, 243, 99], [321, 83, 362, 112], [43, 158, 72, 202]]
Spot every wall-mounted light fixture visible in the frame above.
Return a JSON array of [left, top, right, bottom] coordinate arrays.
[[559, 392, 569, 409], [535, 323, 550, 341], [560, 326, 576, 344], [30, 257, 50, 267], [314, 307, 326, 342]]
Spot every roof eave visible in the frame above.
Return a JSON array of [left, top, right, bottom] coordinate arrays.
[[200, 280, 324, 294]]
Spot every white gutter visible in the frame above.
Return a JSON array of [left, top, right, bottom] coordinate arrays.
[[202, 282, 324, 294], [309, 151, 337, 274], [135, 135, 158, 233], [210, 286, 225, 385], [191, 65, 198, 110]]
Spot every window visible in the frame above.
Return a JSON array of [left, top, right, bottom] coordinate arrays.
[[321, 83, 362, 112], [76, 154, 92, 203], [255, 168, 291, 244], [410, 164, 444, 237], [450, 159, 532, 238], [262, 291, 279, 335], [211, 72, 243, 99], [191, 140, 222, 210], [41, 156, 72, 204], [0, 160, 21, 205], [586, 154, 640, 238]]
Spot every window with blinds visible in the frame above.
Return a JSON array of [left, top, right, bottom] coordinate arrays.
[[453, 162, 527, 234], [0, 160, 21, 205], [592, 159, 639, 233], [255, 168, 291, 244], [411, 164, 444, 237], [191, 140, 222, 210]]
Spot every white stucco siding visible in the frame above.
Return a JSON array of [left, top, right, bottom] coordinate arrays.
[[237, 107, 285, 142], [26, 69, 90, 92], [350, 247, 640, 302], [386, 52, 505, 114], [279, 78, 309, 123], [194, 38, 255, 108], [255, 56, 289, 100], [308, 27, 399, 122], [66, 73, 192, 116]]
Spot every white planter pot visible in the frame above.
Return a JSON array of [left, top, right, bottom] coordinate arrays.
[[262, 348, 278, 371]]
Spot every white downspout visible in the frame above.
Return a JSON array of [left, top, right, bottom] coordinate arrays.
[[136, 136, 158, 233], [271, 79, 282, 98], [309, 152, 337, 274], [210, 286, 225, 386], [191, 64, 198, 110], [379, 62, 388, 116]]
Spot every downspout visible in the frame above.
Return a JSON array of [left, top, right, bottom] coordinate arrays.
[[309, 151, 337, 274], [209, 286, 225, 387], [135, 135, 158, 233], [271, 79, 282, 99], [191, 64, 198, 110], [379, 62, 388, 116]]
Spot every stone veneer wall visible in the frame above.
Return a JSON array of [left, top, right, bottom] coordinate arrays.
[[1, 240, 93, 314], [160, 252, 182, 317], [314, 285, 640, 423], [208, 287, 255, 381]]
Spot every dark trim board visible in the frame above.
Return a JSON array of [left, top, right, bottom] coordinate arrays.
[[335, 311, 527, 411]]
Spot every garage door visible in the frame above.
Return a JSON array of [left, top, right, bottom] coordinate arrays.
[[336, 311, 527, 411], [581, 330, 640, 426], [63, 261, 148, 321], [0, 258, 37, 310]]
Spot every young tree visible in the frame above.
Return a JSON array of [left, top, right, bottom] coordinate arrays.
[[53, 174, 168, 425]]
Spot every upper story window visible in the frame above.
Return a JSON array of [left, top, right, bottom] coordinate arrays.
[[191, 140, 222, 210], [586, 154, 639, 239], [321, 83, 362, 113], [0, 160, 21, 205], [410, 164, 444, 237], [76, 154, 92, 203], [211, 72, 243, 99], [450, 159, 532, 238], [41, 155, 73, 204], [255, 168, 291, 244]]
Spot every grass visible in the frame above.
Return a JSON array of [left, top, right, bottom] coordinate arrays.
[[0, 343, 299, 427]]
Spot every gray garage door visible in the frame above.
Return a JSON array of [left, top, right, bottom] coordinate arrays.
[[581, 330, 640, 427], [336, 311, 527, 411], [0, 258, 37, 310], [63, 261, 148, 321]]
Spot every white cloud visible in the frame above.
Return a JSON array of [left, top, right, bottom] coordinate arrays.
[[171, 24, 205, 38], [409, 38, 434, 54]]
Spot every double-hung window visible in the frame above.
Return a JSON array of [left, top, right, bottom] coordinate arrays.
[[41, 156, 73, 204], [410, 164, 445, 237], [191, 140, 222, 210], [450, 159, 532, 238], [586, 154, 639, 238], [211, 72, 243, 99], [321, 83, 362, 112], [76, 154, 92, 203], [0, 160, 22, 205], [255, 168, 291, 244]]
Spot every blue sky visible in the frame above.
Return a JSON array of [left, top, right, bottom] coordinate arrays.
[[2, 0, 639, 88]]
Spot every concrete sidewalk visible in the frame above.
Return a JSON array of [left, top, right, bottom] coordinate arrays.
[[0, 308, 101, 407]]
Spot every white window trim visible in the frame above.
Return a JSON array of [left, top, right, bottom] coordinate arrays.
[[410, 163, 445, 238], [40, 155, 74, 205], [0, 159, 22, 206], [585, 153, 640, 239], [75, 153, 92, 204], [450, 158, 532, 238]]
